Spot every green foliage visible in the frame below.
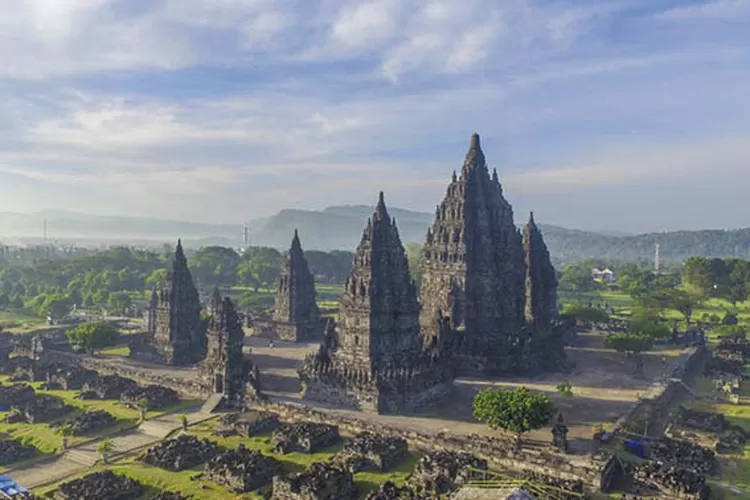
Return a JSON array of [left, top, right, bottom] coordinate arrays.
[[722, 311, 739, 325], [237, 247, 283, 291], [561, 303, 609, 324], [629, 307, 670, 340], [556, 380, 573, 398], [604, 333, 653, 354], [683, 257, 750, 304], [191, 246, 241, 287], [97, 438, 115, 456], [405, 243, 424, 290], [558, 263, 599, 293], [472, 386, 556, 436], [711, 324, 747, 340], [66, 321, 119, 354]]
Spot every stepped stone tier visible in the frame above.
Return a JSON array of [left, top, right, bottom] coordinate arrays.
[[419, 133, 566, 376], [251, 230, 323, 342], [299, 193, 454, 414], [198, 290, 261, 408], [133, 240, 205, 365]]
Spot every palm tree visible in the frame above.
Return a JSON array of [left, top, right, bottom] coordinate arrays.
[[137, 397, 149, 422], [97, 439, 116, 465]]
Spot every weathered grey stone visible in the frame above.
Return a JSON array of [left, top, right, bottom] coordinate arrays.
[[132, 239, 205, 365], [271, 462, 357, 500], [141, 435, 218, 472], [204, 444, 281, 493], [271, 421, 340, 454], [299, 193, 453, 414], [52, 471, 144, 500], [334, 432, 408, 473], [418, 134, 565, 376]]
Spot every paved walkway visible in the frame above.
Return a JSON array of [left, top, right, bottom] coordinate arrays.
[[8, 407, 215, 491]]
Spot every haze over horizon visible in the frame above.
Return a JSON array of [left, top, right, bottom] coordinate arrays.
[[1, 0, 749, 234]]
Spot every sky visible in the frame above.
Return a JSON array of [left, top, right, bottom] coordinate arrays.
[[0, 0, 749, 234]]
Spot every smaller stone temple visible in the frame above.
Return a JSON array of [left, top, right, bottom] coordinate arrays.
[[251, 230, 323, 342], [131, 240, 205, 365], [198, 290, 252, 408], [298, 193, 453, 414]]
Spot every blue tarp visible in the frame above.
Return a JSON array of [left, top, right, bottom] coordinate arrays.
[[0, 476, 31, 498], [624, 439, 647, 458]]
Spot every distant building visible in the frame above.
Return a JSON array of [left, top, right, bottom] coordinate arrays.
[[591, 267, 617, 284]]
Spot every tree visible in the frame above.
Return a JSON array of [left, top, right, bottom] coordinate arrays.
[[238, 247, 282, 291], [604, 333, 653, 378], [629, 307, 670, 341], [66, 322, 119, 354], [556, 380, 573, 398], [405, 243, 424, 291], [108, 292, 132, 315], [561, 303, 609, 327], [661, 289, 699, 326], [97, 438, 116, 465], [473, 386, 556, 447], [559, 264, 596, 294], [191, 246, 241, 287]]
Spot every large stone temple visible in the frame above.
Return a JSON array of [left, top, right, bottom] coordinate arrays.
[[249, 231, 323, 342], [419, 134, 564, 376], [270, 230, 323, 341], [132, 240, 205, 365], [198, 289, 254, 408], [298, 193, 453, 414]]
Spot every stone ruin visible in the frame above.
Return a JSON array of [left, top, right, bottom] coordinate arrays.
[[408, 450, 487, 497], [365, 482, 420, 500], [634, 462, 709, 499], [418, 134, 567, 377], [198, 292, 252, 409], [81, 374, 138, 400], [3, 356, 38, 381], [131, 239, 206, 366], [271, 461, 358, 500], [217, 411, 279, 438], [121, 384, 180, 410], [648, 437, 716, 476], [57, 410, 116, 436], [45, 365, 98, 391], [51, 471, 145, 500], [0, 383, 36, 408], [299, 193, 454, 414], [253, 230, 323, 342], [141, 435, 219, 472], [204, 444, 282, 493], [551, 413, 569, 453], [5, 394, 75, 424], [0, 438, 39, 466], [675, 406, 728, 434], [271, 421, 341, 454], [334, 432, 408, 473]]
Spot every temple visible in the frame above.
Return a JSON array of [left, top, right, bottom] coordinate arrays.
[[419, 134, 565, 376], [132, 240, 205, 365], [198, 290, 249, 408], [298, 193, 453, 414], [250, 231, 323, 342]]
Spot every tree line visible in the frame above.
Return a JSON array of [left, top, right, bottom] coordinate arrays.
[[0, 245, 357, 319]]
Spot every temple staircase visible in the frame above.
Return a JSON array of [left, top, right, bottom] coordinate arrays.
[[201, 393, 224, 414], [138, 419, 177, 439], [64, 449, 98, 467]]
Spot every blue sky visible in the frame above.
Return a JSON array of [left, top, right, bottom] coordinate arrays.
[[0, 0, 749, 233]]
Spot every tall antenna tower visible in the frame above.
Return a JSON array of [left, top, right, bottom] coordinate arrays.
[[43, 218, 48, 244], [654, 243, 661, 274], [242, 224, 249, 247]]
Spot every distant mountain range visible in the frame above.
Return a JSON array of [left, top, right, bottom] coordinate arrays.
[[2, 207, 750, 264]]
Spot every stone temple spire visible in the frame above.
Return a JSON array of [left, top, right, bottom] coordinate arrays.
[[299, 192, 453, 413], [271, 230, 322, 341], [523, 211, 558, 331], [419, 133, 529, 376]]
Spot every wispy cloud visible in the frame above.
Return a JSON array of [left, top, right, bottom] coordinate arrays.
[[0, 0, 748, 231]]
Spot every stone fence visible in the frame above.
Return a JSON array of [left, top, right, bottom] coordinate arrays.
[[40, 350, 210, 400], [601, 345, 706, 443], [255, 400, 607, 490]]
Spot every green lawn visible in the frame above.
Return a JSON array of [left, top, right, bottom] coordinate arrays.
[[0, 309, 47, 331], [99, 345, 131, 357]]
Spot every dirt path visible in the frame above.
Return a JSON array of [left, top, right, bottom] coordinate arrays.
[[8, 407, 214, 491]]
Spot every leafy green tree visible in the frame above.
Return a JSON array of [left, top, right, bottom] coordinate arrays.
[[238, 247, 283, 291], [473, 386, 556, 447], [406, 243, 424, 291], [66, 322, 119, 354], [108, 292, 132, 314], [559, 263, 597, 294], [556, 380, 573, 398], [561, 303, 609, 326], [97, 438, 116, 464], [191, 246, 241, 287]]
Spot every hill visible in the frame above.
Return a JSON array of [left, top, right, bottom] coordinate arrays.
[[2, 208, 750, 264]]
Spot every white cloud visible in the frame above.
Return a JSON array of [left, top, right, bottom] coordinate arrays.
[[656, 0, 750, 21]]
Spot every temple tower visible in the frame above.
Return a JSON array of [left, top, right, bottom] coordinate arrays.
[[140, 240, 204, 365], [419, 134, 526, 376], [299, 192, 453, 414], [199, 290, 247, 408], [271, 230, 322, 341], [523, 212, 559, 332]]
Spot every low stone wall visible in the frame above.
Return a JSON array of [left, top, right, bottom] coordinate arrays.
[[41, 350, 210, 399], [601, 345, 706, 443], [255, 400, 605, 490]]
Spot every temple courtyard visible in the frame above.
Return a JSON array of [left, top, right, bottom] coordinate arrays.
[[243, 330, 684, 452]]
